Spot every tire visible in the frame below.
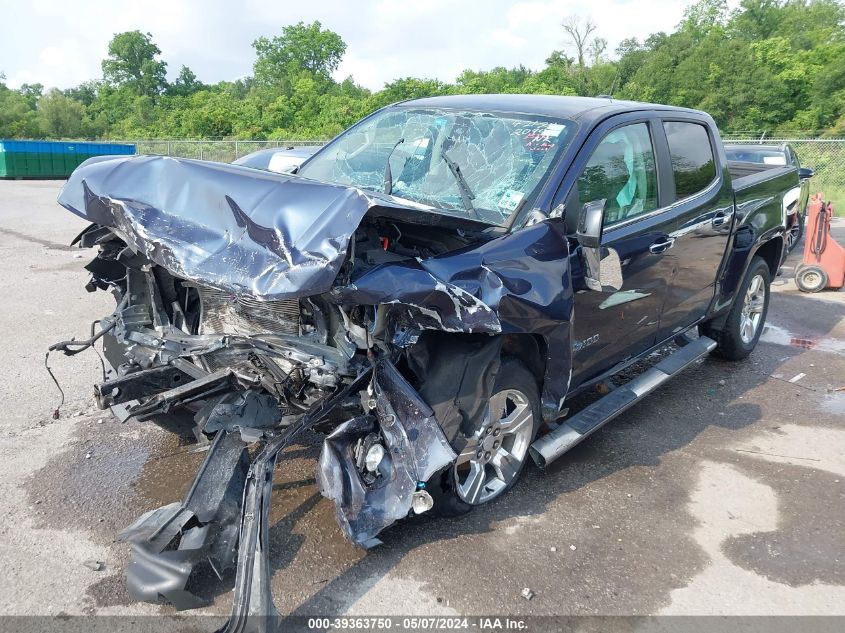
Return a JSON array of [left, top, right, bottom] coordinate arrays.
[[431, 358, 540, 515], [795, 265, 828, 293], [786, 213, 804, 253], [702, 256, 771, 361]]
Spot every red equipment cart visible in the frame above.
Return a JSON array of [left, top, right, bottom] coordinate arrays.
[[795, 193, 845, 292]]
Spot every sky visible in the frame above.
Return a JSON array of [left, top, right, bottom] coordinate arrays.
[[2, 0, 698, 92]]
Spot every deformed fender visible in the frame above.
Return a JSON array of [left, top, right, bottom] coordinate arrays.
[[333, 220, 574, 416], [316, 361, 456, 547], [330, 263, 502, 334]]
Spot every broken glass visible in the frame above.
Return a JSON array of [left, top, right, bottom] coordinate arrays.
[[298, 108, 576, 226]]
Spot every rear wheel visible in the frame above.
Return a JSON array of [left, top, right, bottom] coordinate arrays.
[[702, 256, 770, 361], [795, 265, 828, 293], [436, 359, 540, 513]]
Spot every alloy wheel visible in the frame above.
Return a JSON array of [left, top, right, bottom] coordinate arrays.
[[787, 221, 801, 251], [454, 389, 534, 505], [740, 274, 766, 344]]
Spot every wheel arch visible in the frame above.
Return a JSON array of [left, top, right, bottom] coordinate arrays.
[[500, 333, 548, 389], [754, 235, 785, 279], [705, 237, 779, 337]]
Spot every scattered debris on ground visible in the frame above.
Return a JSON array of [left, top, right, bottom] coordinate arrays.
[[82, 560, 104, 571]]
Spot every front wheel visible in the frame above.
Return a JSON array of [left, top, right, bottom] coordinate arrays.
[[702, 256, 771, 361], [435, 359, 540, 513]]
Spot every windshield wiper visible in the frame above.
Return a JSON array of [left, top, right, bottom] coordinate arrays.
[[383, 138, 405, 194], [441, 151, 478, 219]]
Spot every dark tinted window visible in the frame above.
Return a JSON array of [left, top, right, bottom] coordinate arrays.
[[577, 123, 658, 227], [664, 122, 717, 200]]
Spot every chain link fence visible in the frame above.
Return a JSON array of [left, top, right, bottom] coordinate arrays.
[[722, 135, 845, 207], [130, 139, 323, 164]]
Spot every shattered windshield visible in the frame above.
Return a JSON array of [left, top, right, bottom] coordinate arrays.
[[297, 107, 575, 226]]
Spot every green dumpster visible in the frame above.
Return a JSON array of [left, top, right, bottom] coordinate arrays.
[[0, 140, 136, 178]]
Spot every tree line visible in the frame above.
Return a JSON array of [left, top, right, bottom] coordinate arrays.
[[1, 0, 843, 141]]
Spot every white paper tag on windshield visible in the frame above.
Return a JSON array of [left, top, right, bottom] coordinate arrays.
[[499, 189, 524, 212], [544, 123, 564, 137]]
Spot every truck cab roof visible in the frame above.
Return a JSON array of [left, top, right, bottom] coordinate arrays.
[[401, 94, 707, 122]]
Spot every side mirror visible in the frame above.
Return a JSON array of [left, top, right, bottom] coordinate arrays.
[[575, 199, 623, 292], [577, 199, 605, 248], [798, 167, 814, 180]]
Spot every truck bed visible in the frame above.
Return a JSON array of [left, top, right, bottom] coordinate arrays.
[[730, 162, 797, 193]]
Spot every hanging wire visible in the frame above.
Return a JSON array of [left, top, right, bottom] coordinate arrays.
[[45, 319, 116, 419]]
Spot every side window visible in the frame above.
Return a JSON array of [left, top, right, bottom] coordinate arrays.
[[663, 122, 717, 200], [577, 123, 658, 227]]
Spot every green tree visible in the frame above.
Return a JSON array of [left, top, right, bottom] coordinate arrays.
[[182, 90, 239, 137], [37, 89, 87, 138], [729, 0, 782, 40], [253, 21, 346, 91], [614, 38, 649, 88], [167, 65, 204, 97], [18, 83, 43, 108], [0, 74, 39, 137], [455, 66, 533, 94], [680, 0, 729, 40], [366, 77, 450, 110], [64, 81, 100, 106], [102, 31, 168, 97], [520, 51, 578, 95]]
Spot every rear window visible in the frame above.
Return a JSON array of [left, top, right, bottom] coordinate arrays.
[[663, 122, 717, 200], [725, 147, 787, 165]]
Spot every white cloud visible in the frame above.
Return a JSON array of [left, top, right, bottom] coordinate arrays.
[[38, 46, 66, 67], [0, 0, 703, 91], [491, 28, 526, 49]]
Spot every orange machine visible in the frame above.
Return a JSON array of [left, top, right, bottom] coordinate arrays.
[[795, 193, 845, 292]]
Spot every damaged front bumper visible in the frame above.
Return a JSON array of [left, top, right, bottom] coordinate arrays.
[[115, 358, 454, 631], [46, 240, 458, 630]]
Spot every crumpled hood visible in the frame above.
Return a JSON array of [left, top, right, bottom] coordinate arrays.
[[57, 155, 384, 300]]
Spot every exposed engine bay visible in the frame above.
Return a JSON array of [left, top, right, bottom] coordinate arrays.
[[81, 210, 478, 430], [50, 155, 575, 632]]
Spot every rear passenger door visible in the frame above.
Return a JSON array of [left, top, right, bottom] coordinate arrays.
[[655, 119, 734, 340]]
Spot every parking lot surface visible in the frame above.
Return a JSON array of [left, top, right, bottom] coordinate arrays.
[[0, 180, 843, 620]]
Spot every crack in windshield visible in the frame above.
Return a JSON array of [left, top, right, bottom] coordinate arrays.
[[298, 108, 575, 226]]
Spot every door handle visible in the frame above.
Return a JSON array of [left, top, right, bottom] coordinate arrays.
[[649, 237, 675, 254], [712, 211, 732, 227]]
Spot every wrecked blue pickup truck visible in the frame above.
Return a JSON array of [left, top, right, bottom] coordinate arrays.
[[53, 95, 797, 630]]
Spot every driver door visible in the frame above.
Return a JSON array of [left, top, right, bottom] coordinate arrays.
[[567, 119, 677, 387]]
